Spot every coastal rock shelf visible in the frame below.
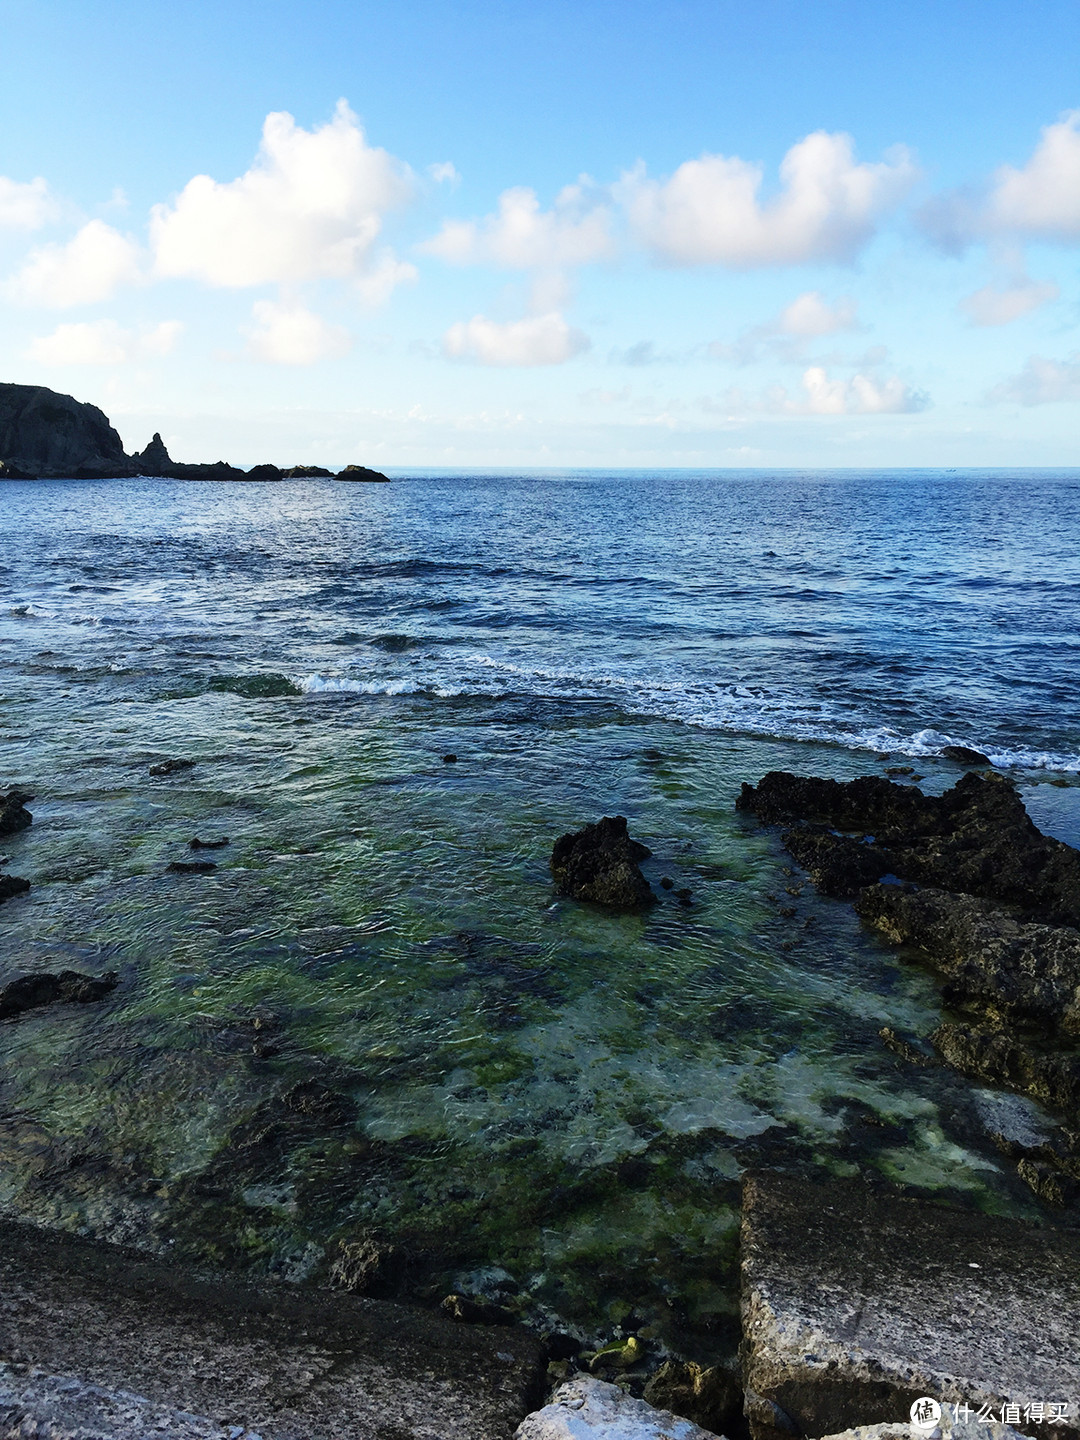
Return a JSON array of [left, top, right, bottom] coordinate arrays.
[[0, 383, 388, 481], [737, 769, 1080, 1204]]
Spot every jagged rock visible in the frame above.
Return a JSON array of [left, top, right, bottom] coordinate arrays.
[[0, 384, 135, 478], [737, 770, 1080, 928], [245, 463, 283, 481], [515, 1376, 723, 1440], [930, 1022, 1080, 1114], [781, 828, 891, 898], [819, 1414, 1030, 1440], [283, 464, 334, 478], [131, 431, 172, 476], [0, 789, 32, 836], [336, 464, 390, 482], [329, 1234, 404, 1296], [741, 1171, 1080, 1440], [856, 885, 1080, 1035], [551, 816, 655, 909], [0, 970, 118, 1020]]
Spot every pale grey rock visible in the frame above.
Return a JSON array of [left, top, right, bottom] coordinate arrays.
[[514, 1376, 724, 1440], [0, 1217, 544, 1439], [741, 1173, 1080, 1440]]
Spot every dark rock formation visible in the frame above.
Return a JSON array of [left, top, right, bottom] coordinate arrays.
[[337, 464, 390, 482], [0, 789, 32, 836], [741, 1170, 1080, 1440], [857, 884, 1080, 1035], [0, 873, 30, 905], [189, 836, 229, 850], [941, 744, 992, 765], [0, 384, 135, 478], [550, 816, 655, 909], [642, 1359, 744, 1436], [0, 388, 389, 482], [148, 758, 194, 776], [738, 768, 1080, 1190], [737, 769, 1080, 927], [0, 970, 118, 1020], [167, 860, 217, 874]]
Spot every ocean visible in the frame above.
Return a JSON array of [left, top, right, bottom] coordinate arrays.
[[1, 468, 1078, 1347]]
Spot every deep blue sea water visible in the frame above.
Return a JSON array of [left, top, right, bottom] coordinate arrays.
[[0, 468, 1078, 1341]]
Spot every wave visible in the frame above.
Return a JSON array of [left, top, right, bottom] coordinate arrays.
[[296, 657, 1080, 771]]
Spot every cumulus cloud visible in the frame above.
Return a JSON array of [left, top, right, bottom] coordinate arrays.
[[922, 113, 1080, 250], [960, 275, 1058, 326], [247, 299, 352, 364], [151, 100, 413, 290], [709, 365, 927, 415], [988, 354, 1080, 405], [7, 220, 142, 307], [620, 132, 916, 267], [443, 311, 590, 366], [28, 319, 182, 365], [0, 175, 54, 230], [427, 161, 460, 186], [777, 290, 858, 337], [795, 365, 926, 414], [422, 181, 613, 269]]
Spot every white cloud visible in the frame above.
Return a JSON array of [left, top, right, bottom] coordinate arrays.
[[796, 365, 926, 414], [989, 354, 1080, 405], [987, 112, 1080, 240], [621, 131, 916, 267], [427, 161, 460, 186], [960, 276, 1058, 326], [922, 113, 1080, 250], [777, 290, 858, 336], [8, 220, 142, 307], [422, 181, 613, 269], [353, 250, 418, 307], [443, 311, 590, 366], [247, 299, 352, 365], [151, 100, 413, 290], [0, 175, 54, 230], [28, 319, 182, 365]]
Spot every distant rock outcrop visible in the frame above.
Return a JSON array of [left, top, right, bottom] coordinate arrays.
[[0, 384, 135, 479], [0, 385, 390, 481]]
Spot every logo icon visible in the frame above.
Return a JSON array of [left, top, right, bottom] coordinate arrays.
[[911, 1399, 942, 1429]]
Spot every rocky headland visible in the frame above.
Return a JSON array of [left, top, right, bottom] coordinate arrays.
[[0, 383, 388, 481]]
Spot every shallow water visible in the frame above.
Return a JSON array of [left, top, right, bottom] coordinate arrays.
[[0, 471, 1077, 1347]]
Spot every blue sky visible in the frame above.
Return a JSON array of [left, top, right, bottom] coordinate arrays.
[[1, 0, 1079, 467]]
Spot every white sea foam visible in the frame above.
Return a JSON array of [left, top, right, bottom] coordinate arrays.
[[295, 655, 1080, 771]]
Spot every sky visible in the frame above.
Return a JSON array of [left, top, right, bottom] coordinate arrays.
[[1, 0, 1079, 469]]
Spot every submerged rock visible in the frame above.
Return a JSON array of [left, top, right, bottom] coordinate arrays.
[[167, 860, 217, 874], [551, 816, 655, 909], [149, 757, 194, 776], [515, 1376, 723, 1440], [441, 1292, 517, 1325], [0, 970, 118, 1020], [741, 1171, 1080, 1440], [189, 836, 229, 850]]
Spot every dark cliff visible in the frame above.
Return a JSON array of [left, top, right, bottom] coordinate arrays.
[[0, 384, 135, 479]]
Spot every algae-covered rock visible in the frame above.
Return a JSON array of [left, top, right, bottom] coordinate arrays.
[[551, 816, 655, 910], [643, 1360, 743, 1436]]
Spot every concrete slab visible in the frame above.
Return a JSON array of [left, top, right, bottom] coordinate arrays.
[[0, 1217, 545, 1439], [740, 1173, 1080, 1440]]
